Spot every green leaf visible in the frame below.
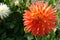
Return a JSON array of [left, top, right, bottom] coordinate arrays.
[[14, 26, 19, 34], [16, 36, 23, 40], [42, 36, 49, 40], [57, 10, 60, 28], [6, 23, 15, 29], [55, 28, 60, 39], [54, 0, 58, 5], [35, 36, 49, 40], [57, 10, 60, 19], [49, 0, 58, 8], [0, 28, 5, 34], [49, 0, 53, 5], [49, 32, 55, 40], [1, 32, 6, 39], [5, 38, 14, 40], [57, 22, 60, 28], [24, 33, 34, 40], [35, 36, 41, 40], [8, 23, 15, 29]]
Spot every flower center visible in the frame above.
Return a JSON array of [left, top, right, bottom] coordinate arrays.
[[31, 13, 43, 19], [31, 13, 47, 23]]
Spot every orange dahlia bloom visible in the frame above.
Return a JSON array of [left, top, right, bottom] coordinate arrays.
[[23, 1, 57, 37]]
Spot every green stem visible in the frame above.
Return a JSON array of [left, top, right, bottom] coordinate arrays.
[[35, 36, 37, 40]]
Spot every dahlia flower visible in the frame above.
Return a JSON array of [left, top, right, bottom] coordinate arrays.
[[23, 1, 57, 37], [0, 3, 10, 19]]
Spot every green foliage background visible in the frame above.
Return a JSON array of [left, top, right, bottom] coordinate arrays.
[[0, 0, 60, 40]]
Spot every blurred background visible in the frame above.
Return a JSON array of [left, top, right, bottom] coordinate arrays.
[[0, 0, 60, 40]]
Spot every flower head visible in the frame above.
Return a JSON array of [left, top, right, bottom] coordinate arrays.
[[0, 3, 10, 19], [23, 1, 57, 37]]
